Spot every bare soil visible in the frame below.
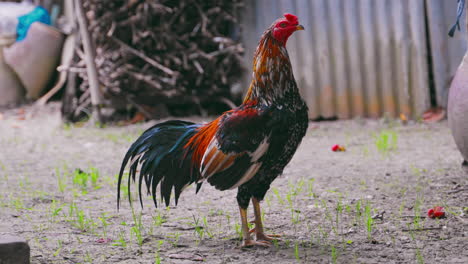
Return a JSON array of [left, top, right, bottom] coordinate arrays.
[[0, 103, 467, 264]]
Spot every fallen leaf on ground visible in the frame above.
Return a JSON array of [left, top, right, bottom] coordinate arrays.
[[96, 238, 112, 243], [331, 144, 346, 152], [428, 206, 445, 219]]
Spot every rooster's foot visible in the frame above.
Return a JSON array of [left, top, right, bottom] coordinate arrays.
[[256, 233, 281, 242], [241, 239, 271, 248], [248, 226, 281, 241]]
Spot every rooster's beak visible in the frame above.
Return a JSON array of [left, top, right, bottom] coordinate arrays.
[[296, 25, 305, 31]]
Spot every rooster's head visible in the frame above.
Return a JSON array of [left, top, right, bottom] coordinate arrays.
[[271, 13, 304, 45]]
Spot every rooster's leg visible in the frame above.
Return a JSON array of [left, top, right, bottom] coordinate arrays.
[[239, 206, 270, 247], [249, 197, 281, 242]]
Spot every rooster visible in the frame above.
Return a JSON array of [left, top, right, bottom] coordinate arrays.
[[118, 13, 308, 247]]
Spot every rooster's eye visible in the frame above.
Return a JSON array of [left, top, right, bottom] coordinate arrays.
[[279, 22, 287, 28]]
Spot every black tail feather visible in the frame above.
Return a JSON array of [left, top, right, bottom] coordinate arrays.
[[196, 182, 203, 194], [117, 120, 200, 209]]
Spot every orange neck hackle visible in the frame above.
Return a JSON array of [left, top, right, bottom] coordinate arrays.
[[243, 31, 294, 105], [243, 14, 303, 105]]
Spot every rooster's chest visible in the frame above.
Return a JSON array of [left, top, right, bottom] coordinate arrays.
[[258, 105, 308, 181]]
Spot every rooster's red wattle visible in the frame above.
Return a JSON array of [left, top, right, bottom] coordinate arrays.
[[118, 13, 308, 247]]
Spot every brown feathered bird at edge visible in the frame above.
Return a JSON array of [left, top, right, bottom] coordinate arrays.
[[118, 13, 308, 247]]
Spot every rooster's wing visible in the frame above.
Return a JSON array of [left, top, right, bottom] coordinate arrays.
[[200, 105, 273, 190]]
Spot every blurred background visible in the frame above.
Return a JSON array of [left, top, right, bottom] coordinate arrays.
[[0, 0, 466, 123]]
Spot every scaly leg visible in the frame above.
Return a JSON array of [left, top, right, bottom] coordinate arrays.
[[239, 206, 270, 247], [249, 197, 281, 242]]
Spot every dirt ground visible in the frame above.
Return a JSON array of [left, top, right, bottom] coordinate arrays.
[[0, 103, 467, 264]]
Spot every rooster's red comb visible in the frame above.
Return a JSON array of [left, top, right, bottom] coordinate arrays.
[[284, 13, 298, 23]]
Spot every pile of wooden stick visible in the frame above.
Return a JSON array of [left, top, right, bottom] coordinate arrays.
[[65, 0, 244, 121]]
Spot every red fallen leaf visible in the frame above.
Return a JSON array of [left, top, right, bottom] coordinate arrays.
[[332, 144, 346, 152], [96, 238, 112, 243], [427, 206, 445, 219]]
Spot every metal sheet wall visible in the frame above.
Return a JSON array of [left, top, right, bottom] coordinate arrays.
[[241, 0, 467, 119]]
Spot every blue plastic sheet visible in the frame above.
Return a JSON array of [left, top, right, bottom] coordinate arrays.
[[16, 6, 51, 41]]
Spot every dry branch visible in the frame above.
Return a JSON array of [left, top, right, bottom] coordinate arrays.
[[64, 0, 245, 122]]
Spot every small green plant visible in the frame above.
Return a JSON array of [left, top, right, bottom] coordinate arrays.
[[294, 242, 300, 261], [202, 216, 213, 238], [355, 200, 362, 223], [98, 213, 110, 238], [55, 166, 67, 193], [364, 202, 373, 239], [9, 195, 25, 210], [89, 167, 100, 187], [72, 168, 101, 194], [272, 238, 279, 249], [285, 187, 301, 226], [316, 223, 329, 243], [289, 178, 305, 196], [331, 245, 338, 264], [130, 208, 145, 246], [166, 232, 181, 247], [62, 123, 73, 131], [321, 199, 337, 234], [272, 187, 284, 205], [0, 161, 6, 172], [307, 178, 316, 197], [234, 223, 242, 240], [68, 202, 96, 232], [265, 196, 271, 208], [154, 240, 164, 264], [415, 247, 425, 264], [18, 176, 30, 190], [53, 240, 63, 257], [192, 215, 205, 243], [49, 200, 63, 220], [374, 129, 398, 153], [72, 169, 89, 193], [412, 195, 424, 230], [112, 229, 128, 247], [84, 251, 93, 263], [335, 197, 343, 232], [153, 211, 166, 227]]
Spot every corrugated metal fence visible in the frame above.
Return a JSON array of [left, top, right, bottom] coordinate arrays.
[[241, 0, 467, 119]]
